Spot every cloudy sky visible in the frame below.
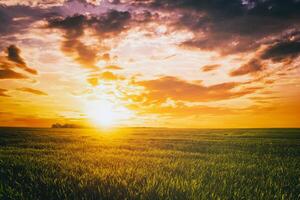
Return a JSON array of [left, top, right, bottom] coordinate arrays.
[[0, 0, 300, 128]]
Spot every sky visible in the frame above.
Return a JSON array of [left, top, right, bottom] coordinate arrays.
[[0, 0, 300, 128]]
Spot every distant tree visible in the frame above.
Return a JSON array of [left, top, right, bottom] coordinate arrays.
[[51, 123, 83, 128], [51, 123, 62, 128]]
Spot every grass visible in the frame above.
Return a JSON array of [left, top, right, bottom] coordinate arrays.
[[0, 127, 300, 199]]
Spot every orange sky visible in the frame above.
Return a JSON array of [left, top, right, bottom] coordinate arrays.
[[0, 0, 300, 128]]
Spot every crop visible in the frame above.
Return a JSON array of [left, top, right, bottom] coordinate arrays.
[[0, 128, 299, 199]]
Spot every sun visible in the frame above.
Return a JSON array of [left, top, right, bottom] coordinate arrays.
[[85, 99, 131, 127]]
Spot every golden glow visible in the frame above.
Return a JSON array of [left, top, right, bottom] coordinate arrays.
[[85, 99, 132, 127]]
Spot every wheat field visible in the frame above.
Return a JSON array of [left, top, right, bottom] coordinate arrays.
[[0, 128, 299, 199]]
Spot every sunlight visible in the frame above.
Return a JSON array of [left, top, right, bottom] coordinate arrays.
[[85, 99, 132, 128]]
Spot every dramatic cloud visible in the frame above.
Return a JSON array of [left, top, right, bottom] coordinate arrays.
[[47, 10, 131, 69], [89, 9, 131, 36], [48, 14, 98, 69], [128, 0, 300, 54], [0, 45, 36, 79], [0, 0, 65, 7], [230, 59, 266, 76], [230, 31, 300, 76], [261, 39, 300, 62], [0, 0, 299, 127], [17, 87, 48, 96], [0, 68, 28, 79], [135, 76, 257, 103], [0, 4, 57, 38], [6, 45, 37, 74]]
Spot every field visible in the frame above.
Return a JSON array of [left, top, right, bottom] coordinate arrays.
[[0, 128, 300, 199]]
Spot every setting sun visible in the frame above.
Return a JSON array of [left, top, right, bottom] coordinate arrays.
[[85, 100, 132, 127]]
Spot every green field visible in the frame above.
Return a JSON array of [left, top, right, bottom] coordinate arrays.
[[0, 128, 300, 199]]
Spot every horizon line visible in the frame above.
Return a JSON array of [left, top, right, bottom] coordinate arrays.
[[0, 126, 300, 129]]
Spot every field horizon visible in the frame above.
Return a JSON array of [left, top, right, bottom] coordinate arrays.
[[1, 127, 300, 199], [2, 126, 300, 129]]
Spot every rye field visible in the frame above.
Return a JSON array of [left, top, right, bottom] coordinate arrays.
[[0, 127, 299, 200]]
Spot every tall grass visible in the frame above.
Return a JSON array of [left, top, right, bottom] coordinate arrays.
[[0, 128, 300, 199]]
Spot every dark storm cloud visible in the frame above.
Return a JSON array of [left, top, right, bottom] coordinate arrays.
[[0, 45, 37, 79], [48, 14, 86, 33], [0, 4, 58, 37], [127, 0, 300, 54], [90, 10, 131, 36], [142, 0, 300, 24], [48, 9, 131, 36], [0, 5, 36, 35], [7, 45, 26, 65], [47, 10, 131, 69], [230, 31, 300, 76], [48, 14, 98, 69], [6, 45, 37, 75], [140, 0, 300, 77], [261, 39, 300, 62]]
